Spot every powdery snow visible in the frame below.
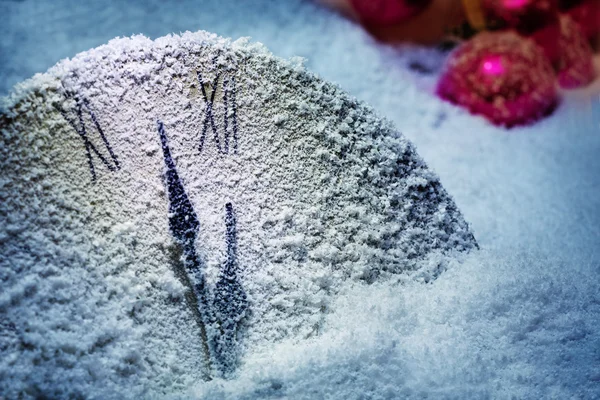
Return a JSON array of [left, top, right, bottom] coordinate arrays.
[[1, 0, 599, 399]]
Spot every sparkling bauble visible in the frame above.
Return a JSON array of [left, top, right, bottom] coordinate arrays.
[[555, 14, 596, 88], [559, 0, 600, 40], [350, 0, 433, 25], [437, 31, 558, 127], [483, 0, 562, 62], [482, 0, 559, 33]]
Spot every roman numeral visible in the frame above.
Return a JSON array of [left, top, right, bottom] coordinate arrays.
[[197, 71, 238, 154], [57, 96, 120, 182]]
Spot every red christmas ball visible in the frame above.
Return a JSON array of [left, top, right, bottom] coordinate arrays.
[[555, 14, 596, 88], [482, 0, 559, 34], [437, 31, 558, 127], [559, 0, 600, 40], [350, 0, 433, 25], [482, 0, 562, 62]]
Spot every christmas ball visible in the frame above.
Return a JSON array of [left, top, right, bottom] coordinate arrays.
[[437, 31, 558, 127], [482, 0, 559, 34], [559, 0, 600, 40], [555, 14, 596, 88], [483, 0, 562, 62], [350, 0, 433, 25]]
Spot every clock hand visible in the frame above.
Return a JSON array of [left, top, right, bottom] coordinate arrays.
[[212, 202, 248, 376], [157, 119, 214, 376], [157, 120, 248, 377]]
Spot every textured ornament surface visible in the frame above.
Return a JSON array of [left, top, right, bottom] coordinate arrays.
[[437, 31, 558, 127], [350, 0, 433, 24], [555, 14, 596, 88]]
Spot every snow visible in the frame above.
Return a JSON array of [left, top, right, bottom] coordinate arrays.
[[1, 0, 599, 399]]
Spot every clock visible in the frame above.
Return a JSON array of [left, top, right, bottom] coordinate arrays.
[[0, 31, 476, 393]]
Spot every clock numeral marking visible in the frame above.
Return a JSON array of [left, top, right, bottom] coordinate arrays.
[[222, 76, 238, 155], [158, 120, 247, 377], [197, 71, 238, 154], [198, 72, 221, 153], [57, 96, 120, 182]]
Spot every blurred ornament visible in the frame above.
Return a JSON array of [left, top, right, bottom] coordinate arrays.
[[555, 14, 596, 88], [483, 0, 562, 61], [558, 0, 600, 40], [437, 31, 558, 127], [481, 0, 559, 33], [350, 0, 433, 25]]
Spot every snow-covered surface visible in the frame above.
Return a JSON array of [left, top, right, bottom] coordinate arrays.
[[1, 0, 599, 398]]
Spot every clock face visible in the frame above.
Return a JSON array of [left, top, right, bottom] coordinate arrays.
[[0, 32, 475, 383]]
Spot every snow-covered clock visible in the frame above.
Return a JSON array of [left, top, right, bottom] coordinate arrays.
[[0, 32, 476, 388]]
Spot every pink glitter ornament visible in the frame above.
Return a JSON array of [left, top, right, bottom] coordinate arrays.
[[350, 0, 432, 25], [559, 0, 600, 40], [482, 0, 559, 33], [437, 31, 558, 127], [555, 14, 596, 88], [483, 0, 562, 62]]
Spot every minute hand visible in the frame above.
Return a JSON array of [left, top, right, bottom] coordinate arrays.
[[157, 119, 214, 373]]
